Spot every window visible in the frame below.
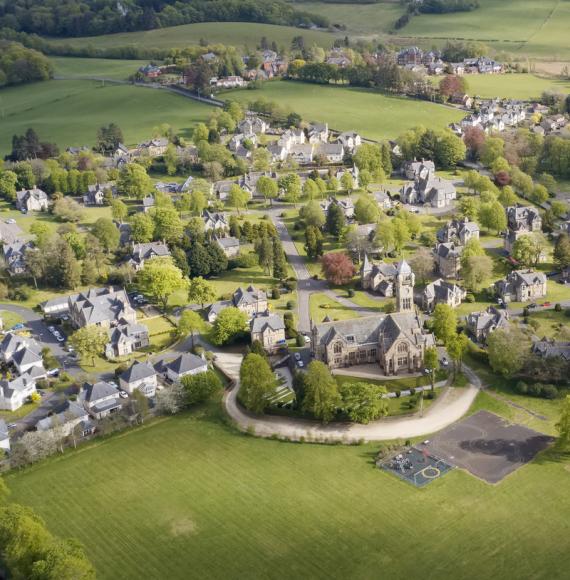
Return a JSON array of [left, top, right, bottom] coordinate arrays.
[[397, 342, 408, 353], [333, 342, 343, 354], [346, 335, 355, 342], [397, 357, 408, 368], [369, 349, 377, 358], [334, 358, 341, 365]]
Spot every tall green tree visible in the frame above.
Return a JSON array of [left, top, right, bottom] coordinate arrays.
[[117, 163, 151, 199], [424, 347, 439, 391], [239, 353, 276, 414], [213, 307, 247, 345], [188, 276, 215, 308], [138, 258, 187, 309], [339, 381, 388, 424], [70, 326, 108, 366], [302, 361, 341, 423], [177, 310, 205, 348], [432, 304, 457, 345]]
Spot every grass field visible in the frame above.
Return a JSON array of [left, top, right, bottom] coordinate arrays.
[[43, 22, 334, 51], [447, 73, 570, 100], [310, 292, 359, 322], [50, 57, 146, 80], [223, 80, 463, 141], [0, 80, 213, 156], [5, 396, 570, 580]]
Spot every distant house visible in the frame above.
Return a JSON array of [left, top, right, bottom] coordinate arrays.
[[215, 236, 240, 258], [36, 400, 95, 437], [165, 353, 208, 383], [360, 256, 398, 296], [250, 314, 286, 353], [83, 183, 115, 206], [16, 188, 48, 212], [2, 240, 33, 276], [203, 210, 229, 233], [420, 279, 466, 312], [495, 270, 547, 303], [318, 143, 344, 164], [11, 346, 46, 377], [306, 123, 329, 144], [466, 307, 510, 343], [320, 197, 355, 220], [142, 195, 155, 213], [119, 361, 158, 398], [289, 144, 314, 165], [401, 159, 435, 180], [435, 242, 463, 278], [437, 218, 479, 246], [208, 285, 268, 323], [210, 76, 246, 89], [401, 165, 456, 208], [212, 180, 235, 201], [267, 143, 288, 163], [337, 131, 362, 153], [136, 138, 169, 157], [505, 205, 542, 254], [105, 322, 149, 359], [0, 376, 36, 412], [68, 287, 137, 329], [128, 241, 171, 271], [532, 339, 570, 362], [278, 128, 305, 149], [238, 117, 268, 135], [79, 381, 122, 420]]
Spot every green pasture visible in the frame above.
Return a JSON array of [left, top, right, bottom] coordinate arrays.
[[49, 57, 146, 80]]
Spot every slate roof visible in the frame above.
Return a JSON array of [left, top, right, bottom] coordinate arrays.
[[79, 381, 119, 404], [120, 361, 156, 384], [11, 346, 42, 368], [233, 285, 266, 307], [70, 287, 133, 325], [36, 400, 88, 432], [130, 241, 171, 264], [251, 314, 285, 334], [166, 353, 207, 375], [532, 339, 570, 361], [216, 236, 240, 249], [0, 220, 25, 244]]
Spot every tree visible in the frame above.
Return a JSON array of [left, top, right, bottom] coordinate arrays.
[[339, 381, 388, 424], [302, 178, 319, 200], [177, 310, 205, 348], [354, 194, 380, 224], [91, 218, 119, 253], [479, 201, 507, 234], [300, 200, 325, 228], [487, 327, 529, 378], [438, 74, 468, 98], [152, 207, 183, 244], [272, 237, 287, 281], [305, 225, 324, 260], [182, 370, 222, 406], [302, 361, 340, 423], [325, 202, 346, 239], [353, 143, 388, 179], [409, 247, 435, 285], [0, 170, 18, 201], [556, 395, 570, 448], [239, 353, 275, 414], [512, 233, 547, 268], [392, 218, 410, 255], [432, 304, 457, 345], [52, 197, 84, 223], [280, 173, 302, 206], [193, 122, 209, 143], [156, 382, 186, 415], [424, 347, 439, 391], [228, 184, 248, 215], [256, 175, 278, 206], [96, 123, 123, 153], [188, 241, 211, 277], [321, 252, 355, 285], [206, 242, 228, 276], [110, 199, 128, 222], [70, 326, 108, 366], [213, 307, 247, 345], [340, 171, 354, 193], [481, 137, 505, 167], [498, 185, 518, 207], [446, 333, 469, 376], [189, 190, 207, 216], [461, 254, 493, 291], [138, 259, 187, 309], [117, 164, 151, 199], [188, 276, 215, 308], [256, 236, 274, 275], [130, 212, 155, 243], [554, 234, 570, 270]]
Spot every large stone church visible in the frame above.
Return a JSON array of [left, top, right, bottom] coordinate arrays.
[[311, 261, 436, 374]]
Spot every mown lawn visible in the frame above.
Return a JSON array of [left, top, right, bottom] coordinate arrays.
[[0, 80, 213, 156], [309, 292, 359, 323], [223, 80, 463, 141], [49, 57, 146, 80], [5, 398, 570, 580]]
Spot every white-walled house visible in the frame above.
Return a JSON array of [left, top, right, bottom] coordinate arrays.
[[165, 353, 208, 383], [119, 361, 158, 398], [79, 381, 122, 420], [0, 376, 36, 412]]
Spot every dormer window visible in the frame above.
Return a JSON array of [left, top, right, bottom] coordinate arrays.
[[346, 335, 355, 342]]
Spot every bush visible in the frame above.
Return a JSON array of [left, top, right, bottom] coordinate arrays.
[[466, 293, 475, 303], [554, 303, 562, 312], [347, 289, 355, 298], [528, 318, 540, 330], [236, 252, 259, 268], [528, 382, 542, 397], [541, 384, 558, 399], [293, 221, 303, 231], [296, 334, 305, 347], [271, 288, 280, 299], [284, 279, 297, 291], [516, 381, 528, 395], [286, 300, 296, 310]]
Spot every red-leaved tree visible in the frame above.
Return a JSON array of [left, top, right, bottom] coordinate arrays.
[[463, 126, 486, 160], [321, 252, 356, 286], [439, 75, 468, 98]]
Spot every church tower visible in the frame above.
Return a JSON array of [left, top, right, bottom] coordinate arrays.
[[395, 259, 415, 313]]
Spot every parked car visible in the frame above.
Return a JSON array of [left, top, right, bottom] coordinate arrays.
[[10, 323, 25, 330], [541, 301, 551, 307], [5, 219, 16, 224], [528, 303, 537, 309], [440, 357, 449, 367], [294, 353, 301, 361], [297, 360, 304, 368], [118, 390, 129, 399], [303, 335, 311, 344], [48, 325, 56, 333], [47, 368, 60, 377]]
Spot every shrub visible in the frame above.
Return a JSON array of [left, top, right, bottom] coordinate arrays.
[[528, 382, 542, 397], [466, 293, 475, 303], [554, 303, 562, 312], [516, 381, 528, 395], [284, 279, 297, 291], [236, 252, 259, 268], [541, 384, 558, 399], [293, 221, 303, 231], [286, 300, 296, 310], [347, 288, 355, 298], [523, 307, 530, 317], [271, 288, 280, 299], [296, 334, 305, 347], [528, 319, 539, 330]]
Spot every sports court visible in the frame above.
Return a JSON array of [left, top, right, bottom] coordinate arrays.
[[427, 410, 554, 484]]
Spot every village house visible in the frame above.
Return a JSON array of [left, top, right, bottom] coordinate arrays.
[[437, 218, 480, 245], [420, 279, 466, 312], [532, 338, 570, 362], [495, 269, 547, 303], [68, 287, 137, 330], [337, 131, 362, 153], [208, 285, 268, 323], [155, 175, 193, 195], [267, 143, 288, 163], [401, 159, 436, 180], [466, 306, 510, 343], [212, 180, 235, 201], [105, 322, 150, 359], [16, 187, 49, 212], [504, 205, 543, 253], [360, 255, 398, 296], [397, 47, 424, 66], [318, 143, 344, 164], [119, 361, 158, 398], [164, 353, 208, 383], [135, 138, 169, 157], [320, 196, 355, 220], [215, 236, 240, 258], [0, 376, 37, 412], [311, 312, 435, 374], [83, 182, 115, 206], [210, 76, 246, 89], [79, 381, 122, 420], [278, 128, 305, 150], [400, 165, 456, 208], [238, 117, 268, 135], [434, 242, 463, 278], [239, 171, 277, 198], [2, 240, 33, 276], [128, 241, 171, 271], [36, 400, 95, 438], [307, 123, 329, 144], [289, 144, 314, 165], [250, 314, 286, 353], [203, 210, 229, 233]]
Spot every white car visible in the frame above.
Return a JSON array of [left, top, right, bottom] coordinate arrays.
[[5, 219, 16, 224], [297, 360, 304, 368], [440, 357, 449, 367], [118, 390, 129, 399], [294, 352, 301, 361], [48, 326, 56, 333], [47, 368, 60, 377], [303, 335, 311, 344]]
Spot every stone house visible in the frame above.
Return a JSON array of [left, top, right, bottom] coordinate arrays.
[[466, 306, 510, 343], [437, 218, 479, 246], [400, 166, 456, 208], [318, 143, 344, 164], [532, 339, 570, 362], [306, 123, 329, 144], [495, 270, 547, 303], [16, 188, 49, 212], [83, 182, 115, 206], [2, 240, 33, 276], [401, 159, 435, 180], [69, 287, 137, 330], [289, 144, 314, 165], [165, 353, 208, 383], [238, 117, 268, 135], [215, 236, 240, 258], [250, 314, 286, 353], [311, 312, 435, 374], [434, 242, 463, 278], [119, 361, 158, 398], [504, 205, 542, 254], [207, 285, 268, 323], [79, 381, 122, 420], [128, 241, 171, 271], [36, 400, 95, 437], [360, 255, 398, 296], [105, 322, 150, 359], [337, 131, 362, 153], [203, 210, 229, 233], [420, 279, 466, 312], [320, 196, 355, 219], [0, 376, 37, 412]]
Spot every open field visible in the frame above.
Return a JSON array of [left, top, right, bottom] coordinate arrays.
[[0, 80, 213, 156], [310, 292, 359, 322], [223, 80, 463, 141], [49, 57, 146, 80], [446, 73, 570, 100], [43, 22, 334, 51], [6, 397, 570, 580]]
